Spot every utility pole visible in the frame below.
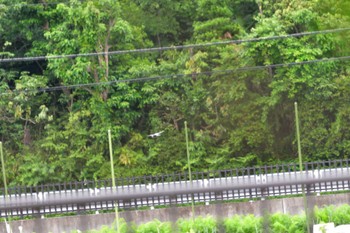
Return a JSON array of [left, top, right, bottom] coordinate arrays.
[[294, 102, 311, 233], [108, 130, 120, 233], [184, 121, 195, 228], [1, 142, 12, 233]]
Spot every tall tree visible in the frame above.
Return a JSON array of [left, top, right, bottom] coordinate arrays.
[[35, 0, 159, 182], [242, 0, 350, 161]]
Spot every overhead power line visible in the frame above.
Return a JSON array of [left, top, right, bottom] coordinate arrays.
[[1, 1, 80, 7], [2, 54, 350, 96], [0, 27, 349, 63]]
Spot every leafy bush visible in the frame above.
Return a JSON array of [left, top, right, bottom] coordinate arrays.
[[83, 204, 350, 233], [86, 219, 127, 233], [269, 213, 306, 233], [136, 219, 172, 233], [177, 216, 217, 233], [315, 204, 350, 226], [224, 215, 262, 233]]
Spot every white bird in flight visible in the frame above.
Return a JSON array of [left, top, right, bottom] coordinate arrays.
[[148, 131, 164, 138]]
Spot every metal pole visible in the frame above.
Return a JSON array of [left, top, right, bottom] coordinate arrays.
[[108, 130, 120, 233], [1, 142, 12, 233], [294, 102, 310, 233], [184, 121, 195, 222], [294, 103, 303, 173], [0, 142, 8, 197]]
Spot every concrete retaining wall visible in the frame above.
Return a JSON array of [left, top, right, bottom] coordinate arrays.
[[1, 193, 350, 233]]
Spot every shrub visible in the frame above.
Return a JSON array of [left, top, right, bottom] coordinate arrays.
[[136, 219, 172, 233], [224, 215, 262, 233], [177, 216, 217, 233], [315, 204, 350, 226], [84, 204, 350, 233], [269, 213, 306, 233]]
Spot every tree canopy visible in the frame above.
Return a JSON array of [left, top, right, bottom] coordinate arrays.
[[0, 0, 350, 185]]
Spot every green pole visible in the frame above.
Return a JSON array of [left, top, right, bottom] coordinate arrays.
[[108, 130, 120, 233], [0, 142, 8, 197], [294, 102, 310, 233], [184, 121, 195, 222], [1, 142, 12, 233], [294, 102, 303, 173]]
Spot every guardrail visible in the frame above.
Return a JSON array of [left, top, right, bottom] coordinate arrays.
[[1, 159, 350, 218]]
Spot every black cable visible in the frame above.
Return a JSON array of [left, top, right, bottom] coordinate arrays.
[[0, 28, 349, 63], [1, 54, 349, 96], [1, 1, 81, 7]]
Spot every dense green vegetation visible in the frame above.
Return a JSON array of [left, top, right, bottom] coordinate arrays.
[[82, 204, 350, 233], [0, 0, 350, 185]]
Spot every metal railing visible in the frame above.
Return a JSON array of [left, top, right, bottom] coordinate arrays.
[[1, 159, 350, 218]]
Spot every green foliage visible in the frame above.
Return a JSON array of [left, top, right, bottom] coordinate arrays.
[[136, 219, 172, 233], [224, 215, 262, 233], [269, 213, 306, 233], [177, 216, 217, 233], [11, 204, 350, 232], [1, 0, 350, 185], [315, 205, 350, 226], [86, 219, 128, 233]]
